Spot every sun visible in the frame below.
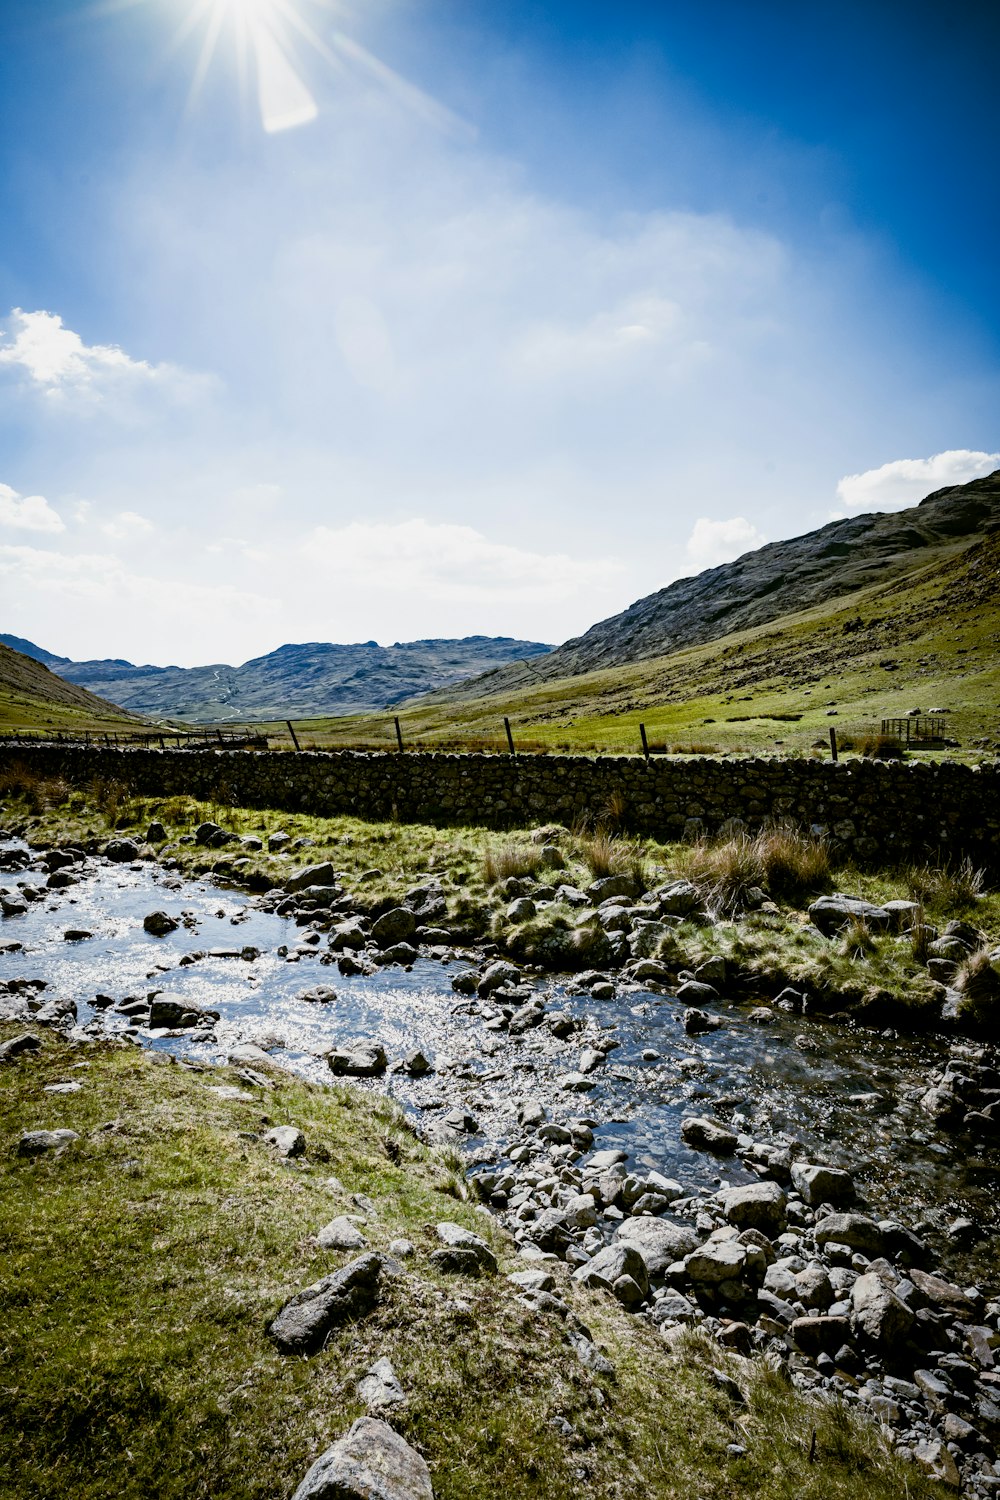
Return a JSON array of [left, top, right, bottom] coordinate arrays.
[[171, 0, 336, 133]]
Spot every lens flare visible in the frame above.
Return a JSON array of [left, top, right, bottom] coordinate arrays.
[[97, 0, 466, 138]]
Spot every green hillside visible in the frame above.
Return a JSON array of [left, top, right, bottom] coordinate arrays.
[[0, 642, 142, 735], [284, 526, 1000, 757]]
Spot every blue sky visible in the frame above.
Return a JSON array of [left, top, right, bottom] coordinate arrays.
[[0, 0, 997, 665]]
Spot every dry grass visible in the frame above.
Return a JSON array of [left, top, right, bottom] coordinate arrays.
[[482, 842, 546, 885], [684, 824, 831, 914], [577, 829, 648, 885], [857, 731, 905, 760], [908, 856, 988, 913], [908, 905, 931, 964]]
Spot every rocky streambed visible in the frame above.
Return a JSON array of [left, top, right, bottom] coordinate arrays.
[[2, 827, 999, 1495]]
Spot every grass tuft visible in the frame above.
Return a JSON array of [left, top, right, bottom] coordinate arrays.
[[683, 824, 831, 914], [482, 843, 545, 885]]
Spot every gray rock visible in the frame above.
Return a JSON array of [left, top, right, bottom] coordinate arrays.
[[807, 894, 893, 937], [143, 911, 178, 936], [269, 1253, 383, 1354], [615, 1217, 699, 1276], [317, 1216, 367, 1251], [478, 960, 521, 997], [268, 831, 291, 852], [912, 1438, 960, 1490], [291, 1417, 433, 1500], [264, 1125, 306, 1158], [0, 1032, 41, 1062], [371, 908, 418, 947], [791, 1315, 852, 1355], [655, 879, 701, 915], [720, 1181, 787, 1236], [790, 1161, 854, 1207], [677, 980, 719, 1006], [148, 997, 219, 1030], [814, 1212, 885, 1256], [851, 1271, 914, 1346], [685, 1241, 750, 1283], [629, 960, 673, 984], [588, 874, 643, 902], [298, 986, 338, 1005], [680, 1116, 738, 1154], [17, 1128, 79, 1156], [285, 863, 338, 894], [432, 1222, 497, 1275], [573, 1242, 650, 1302], [104, 838, 140, 863], [357, 1357, 407, 1412], [145, 822, 167, 844], [402, 1049, 431, 1076], [328, 1043, 387, 1077]]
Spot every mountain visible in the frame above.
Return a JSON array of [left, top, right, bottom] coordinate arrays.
[[0, 636, 553, 723], [435, 470, 1000, 701], [0, 642, 140, 732]]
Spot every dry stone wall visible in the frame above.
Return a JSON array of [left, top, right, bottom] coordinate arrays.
[[3, 741, 995, 864], [2, 745, 998, 865]]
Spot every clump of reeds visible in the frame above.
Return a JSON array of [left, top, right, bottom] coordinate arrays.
[[482, 843, 545, 885]]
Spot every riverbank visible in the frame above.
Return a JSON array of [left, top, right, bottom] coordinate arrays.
[[0, 1029, 957, 1500], [2, 788, 999, 1495]]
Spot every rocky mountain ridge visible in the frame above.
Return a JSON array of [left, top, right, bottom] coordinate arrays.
[[0, 635, 553, 723], [436, 470, 1000, 701]]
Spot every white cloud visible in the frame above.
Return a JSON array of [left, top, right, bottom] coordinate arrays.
[[836, 450, 1000, 511], [0, 308, 217, 410], [100, 510, 154, 541], [0, 309, 153, 387], [0, 482, 65, 534], [305, 517, 621, 605], [685, 516, 766, 568], [0, 543, 277, 655]]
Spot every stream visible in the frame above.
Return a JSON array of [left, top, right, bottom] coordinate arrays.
[[2, 839, 997, 1290]]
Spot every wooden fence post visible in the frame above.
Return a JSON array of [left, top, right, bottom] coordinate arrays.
[[829, 727, 838, 762], [639, 723, 650, 761], [286, 720, 301, 751], [504, 717, 516, 756], [394, 716, 404, 752]]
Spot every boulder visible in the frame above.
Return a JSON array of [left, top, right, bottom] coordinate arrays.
[[807, 895, 893, 937], [681, 1116, 738, 1154], [264, 1126, 306, 1158], [572, 1243, 650, 1302], [720, 1181, 787, 1236], [285, 863, 338, 894], [850, 1271, 914, 1347], [0, 1032, 41, 1063], [685, 1241, 750, 1284], [371, 908, 418, 947], [814, 1212, 885, 1256], [791, 1315, 852, 1356], [357, 1358, 407, 1413], [328, 1043, 387, 1077], [17, 1128, 79, 1156], [143, 911, 178, 937], [104, 838, 140, 863], [268, 1253, 383, 1354], [790, 1162, 854, 1207], [654, 879, 701, 915], [588, 874, 643, 902], [615, 1217, 699, 1276], [477, 961, 521, 997], [148, 997, 219, 1030], [291, 1418, 433, 1500], [912, 1439, 960, 1490], [431, 1222, 497, 1275], [317, 1217, 367, 1251], [677, 980, 719, 1006], [298, 986, 338, 1005]]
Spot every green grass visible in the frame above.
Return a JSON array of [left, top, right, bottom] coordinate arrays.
[[0, 1033, 954, 1499]]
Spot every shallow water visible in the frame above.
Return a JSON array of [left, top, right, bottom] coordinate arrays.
[[2, 844, 997, 1284]]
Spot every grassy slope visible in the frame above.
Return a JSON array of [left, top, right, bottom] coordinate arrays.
[[0, 1033, 952, 1500], [0, 642, 142, 734], [278, 530, 1000, 757]]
